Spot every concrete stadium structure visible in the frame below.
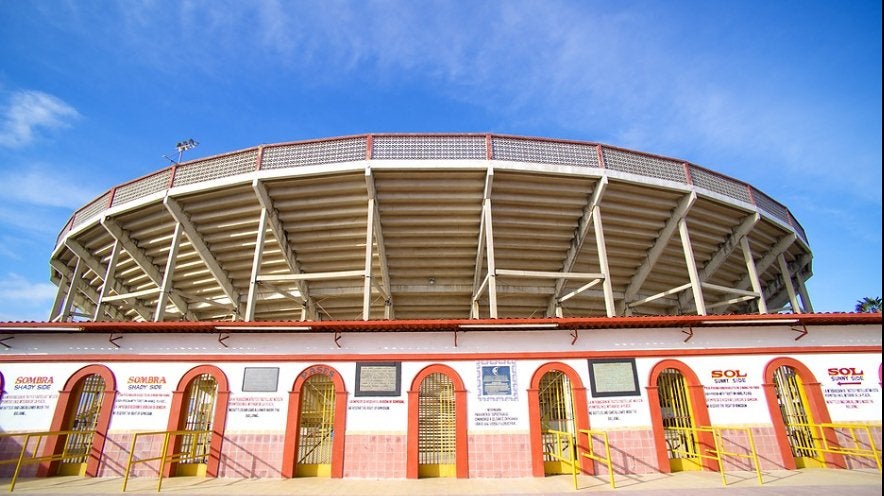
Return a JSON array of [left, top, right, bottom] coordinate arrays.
[[0, 134, 879, 487], [46, 134, 814, 322]]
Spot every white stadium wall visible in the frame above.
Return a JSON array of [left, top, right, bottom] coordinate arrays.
[[1, 319, 881, 479]]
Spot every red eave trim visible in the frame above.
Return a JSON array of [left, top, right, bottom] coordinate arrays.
[[0, 313, 879, 334], [0, 345, 879, 364]]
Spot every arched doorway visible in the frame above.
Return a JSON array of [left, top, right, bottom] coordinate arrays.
[[657, 368, 701, 471], [406, 365, 468, 479], [763, 358, 841, 469], [40, 365, 116, 477], [165, 365, 229, 478], [296, 374, 335, 476], [177, 374, 217, 475], [647, 360, 714, 473], [282, 364, 347, 478], [418, 372, 456, 477], [527, 362, 590, 477], [539, 370, 574, 474]]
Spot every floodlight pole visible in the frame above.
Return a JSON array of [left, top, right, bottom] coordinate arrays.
[[176, 138, 199, 163]]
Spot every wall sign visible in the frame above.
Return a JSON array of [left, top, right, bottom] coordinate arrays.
[[588, 358, 640, 397], [477, 360, 518, 401], [355, 362, 401, 397], [481, 366, 512, 395], [242, 367, 280, 392]]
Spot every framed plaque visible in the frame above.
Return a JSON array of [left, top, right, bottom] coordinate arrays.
[[588, 359, 640, 397], [355, 362, 401, 397], [480, 365, 513, 396], [476, 360, 518, 401], [242, 367, 280, 392]]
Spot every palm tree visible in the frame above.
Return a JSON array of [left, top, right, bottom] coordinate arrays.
[[855, 296, 882, 313]]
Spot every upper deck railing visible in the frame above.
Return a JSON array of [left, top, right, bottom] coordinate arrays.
[[55, 134, 807, 248]]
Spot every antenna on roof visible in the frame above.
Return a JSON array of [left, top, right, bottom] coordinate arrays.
[[163, 138, 199, 164]]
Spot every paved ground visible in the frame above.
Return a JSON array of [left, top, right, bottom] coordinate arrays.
[[2, 469, 881, 495]]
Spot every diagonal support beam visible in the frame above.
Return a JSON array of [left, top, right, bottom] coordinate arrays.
[[472, 168, 494, 318], [154, 222, 183, 321], [734, 232, 797, 293], [740, 236, 768, 313], [558, 280, 602, 303], [619, 192, 696, 314], [363, 197, 375, 320], [177, 292, 239, 309], [796, 264, 814, 313], [252, 179, 315, 319], [676, 212, 760, 311], [102, 288, 162, 302], [60, 257, 84, 321], [101, 217, 194, 319], [705, 295, 757, 310], [627, 282, 693, 308], [257, 281, 305, 304], [50, 258, 119, 321], [777, 253, 801, 312], [679, 218, 706, 315], [244, 208, 268, 322], [94, 239, 122, 320], [48, 269, 70, 322], [593, 204, 616, 317], [547, 177, 608, 316], [701, 282, 759, 297], [701, 213, 760, 281], [765, 253, 812, 312], [164, 197, 243, 318], [482, 198, 498, 318], [365, 169, 393, 318], [65, 239, 153, 321]]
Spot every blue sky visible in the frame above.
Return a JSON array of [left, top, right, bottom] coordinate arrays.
[[0, 1, 880, 321]]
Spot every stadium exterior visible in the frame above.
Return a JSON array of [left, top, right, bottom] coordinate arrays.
[[0, 134, 880, 485]]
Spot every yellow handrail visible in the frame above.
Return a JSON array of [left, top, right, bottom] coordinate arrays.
[[543, 429, 579, 490], [577, 429, 616, 489], [790, 422, 882, 470], [665, 425, 763, 486], [0, 429, 96, 492], [121, 429, 212, 493]]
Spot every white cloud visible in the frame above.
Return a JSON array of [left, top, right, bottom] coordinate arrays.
[[0, 90, 80, 148], [0, 274, 56, 301], [0, 274, 56, 322], [0, 165, 97, 210], [0, 207, 58, 237]]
